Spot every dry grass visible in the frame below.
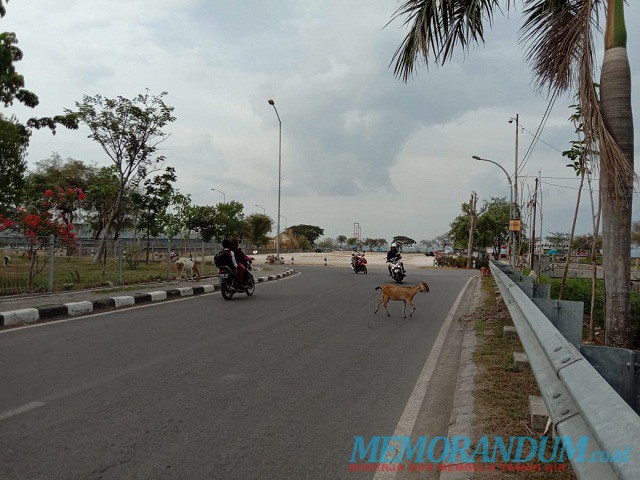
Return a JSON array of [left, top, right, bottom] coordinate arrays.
[[470, 277, 576, 479]]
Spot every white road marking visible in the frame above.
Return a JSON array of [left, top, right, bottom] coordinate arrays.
[[0, 401, 46, 421], [372, 276, 474, 480]]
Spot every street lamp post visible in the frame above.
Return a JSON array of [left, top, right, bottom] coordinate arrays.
[[254, 204, 266, 215], [472, 155, 515, 268], [268, 99, 282, 260], [211, 188, 225, 204]]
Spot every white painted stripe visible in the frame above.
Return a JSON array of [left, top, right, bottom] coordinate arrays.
[[372, 277, 473, 480], [177, 287, 193, 296], [65, 301, 93, 316], [148, 291, 167, 301], [111, 296, 135, 308], [0, 401, 46, 421], [202, 285, 215, 293], [1, 308, 40, 326]]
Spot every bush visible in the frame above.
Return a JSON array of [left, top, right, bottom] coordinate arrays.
[[436, 255, 467, 268]]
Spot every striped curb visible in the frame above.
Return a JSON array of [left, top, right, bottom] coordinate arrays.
[[0, 271, 295, 327]]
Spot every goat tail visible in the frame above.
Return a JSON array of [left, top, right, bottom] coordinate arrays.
[[375, 286, 381, 291]]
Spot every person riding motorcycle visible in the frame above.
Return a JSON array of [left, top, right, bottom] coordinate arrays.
[[387, 243, 406, 277], [351, 251, 365, 271], [229, 237, 250, 287]]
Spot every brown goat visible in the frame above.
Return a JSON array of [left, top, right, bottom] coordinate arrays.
[[374, 281, 430, 318]]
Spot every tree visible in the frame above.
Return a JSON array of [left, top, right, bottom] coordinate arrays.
[[186, 205, 217, 243], [245, 213, 273, 247], [131, 166, 177, 261], [27, 153, 93, 226], [316, 237, 335, 251], [546, 232, 570, 249], [212, 201, 245, 242], [289, 224, 324, 245], [389, 0, 634, 348], [0, 114, 28, 214], [0, 186, 83, 290], [392, 236, 416, 251], [336, 235, 347, 248], [69, 91, 176, 263]]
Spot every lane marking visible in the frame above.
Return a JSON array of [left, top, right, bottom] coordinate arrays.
[[371, 276, 474, 480], [0, 401, 46, 421]]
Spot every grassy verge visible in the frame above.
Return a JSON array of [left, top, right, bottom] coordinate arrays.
[[470, 277, 576, 479]]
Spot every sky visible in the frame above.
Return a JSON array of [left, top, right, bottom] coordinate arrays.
[[3, 1, 640, 244]]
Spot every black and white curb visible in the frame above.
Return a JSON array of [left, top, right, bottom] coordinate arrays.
[[0, 270, 295, 327]]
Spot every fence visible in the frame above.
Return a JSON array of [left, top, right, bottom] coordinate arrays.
[[490, 261, 640, 479], [0, 236, 248, 296]]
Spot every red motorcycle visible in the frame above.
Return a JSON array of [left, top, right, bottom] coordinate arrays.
[[351, 253, 368, 274]]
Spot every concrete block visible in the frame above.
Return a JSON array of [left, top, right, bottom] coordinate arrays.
[[176, 287, 193, 296], [148, 291, 167, 301], [202, 284, 215, 293], [112, 296, 135, 308], [1, 308, 40, 326], [514, 351, 530, 371], [529, 395, 550, 431], [503, 325, 518, 340], [65, 301, 93, 316]]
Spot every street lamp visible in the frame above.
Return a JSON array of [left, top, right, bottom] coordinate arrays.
[[268, 99, 282, 260], [254, 204, 266, 214], [472, 155, 515, 268], [211, 188, 225, 204]]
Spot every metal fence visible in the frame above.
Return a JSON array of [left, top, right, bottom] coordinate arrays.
[[490, 261, 640, 479], [0, 236, 248, 296]]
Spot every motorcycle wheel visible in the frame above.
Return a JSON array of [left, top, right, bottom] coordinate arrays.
[[393, 272, 403, 284], [363, 265, 368, 274], [245, 275, 255, 296], [220, 279, 234, 300]]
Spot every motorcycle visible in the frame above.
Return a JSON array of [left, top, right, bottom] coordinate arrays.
[[351, 253, 368, 274], [388, 258, 405, 283], [218, 256, 255, 300]]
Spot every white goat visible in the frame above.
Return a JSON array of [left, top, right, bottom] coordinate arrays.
[[172, 255, 200, 281]]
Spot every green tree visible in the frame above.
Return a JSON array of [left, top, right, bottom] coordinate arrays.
[[0, 114, 28, 214], [476, 198, 510, 259], [69, 91, 176, 263], [245, 213, 273, 247], [186, 205, 217, 243], [336, 235, 347, 248], [316, 237, 335, 251], [212, 201, 245, 241], [389, 0, 634, 348], [131, 166, 177, 261], [289, 224, 324, 245]]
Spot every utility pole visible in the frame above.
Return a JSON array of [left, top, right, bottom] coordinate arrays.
[[466, 192, 478, 269], [512, 113, 520, 269], [530, 177, 539, 270]]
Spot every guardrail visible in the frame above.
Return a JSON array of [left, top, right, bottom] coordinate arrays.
[[490, 261, 640, 479]]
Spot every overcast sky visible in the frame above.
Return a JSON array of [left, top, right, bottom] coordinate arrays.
[[4, 1, 640, 244]]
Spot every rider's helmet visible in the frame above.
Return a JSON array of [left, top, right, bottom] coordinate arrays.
[[390, 242, 398, 250]]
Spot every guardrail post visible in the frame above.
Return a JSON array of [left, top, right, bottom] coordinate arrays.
[[531, 298, 583, 346]]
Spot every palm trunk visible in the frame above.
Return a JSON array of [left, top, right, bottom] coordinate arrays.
[[600, 0, 634, 348], [559, 170, 585, 300]]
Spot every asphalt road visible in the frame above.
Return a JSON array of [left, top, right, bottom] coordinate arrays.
[[0, 266, 474, 480]]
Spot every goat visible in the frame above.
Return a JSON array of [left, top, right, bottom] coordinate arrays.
[[480, 266, 490, 278], [172, 256, 201, 281], [3, 255, 10, 267], [374, 281, 430, 318]]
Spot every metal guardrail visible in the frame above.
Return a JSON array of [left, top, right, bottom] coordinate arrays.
[[490, 261, 640, 479]]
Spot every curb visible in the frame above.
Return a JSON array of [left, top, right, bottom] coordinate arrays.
[[0, 269, 296, 327]]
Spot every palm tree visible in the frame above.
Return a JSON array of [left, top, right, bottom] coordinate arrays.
[[390, 0, 634, 348]]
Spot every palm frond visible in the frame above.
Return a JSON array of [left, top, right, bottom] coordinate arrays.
[[389, 0, 510, 82]]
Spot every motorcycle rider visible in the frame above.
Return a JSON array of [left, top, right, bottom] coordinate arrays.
[[351, 251, 365, 271], [229, 237, 250, 287], [387, 243, 406, 276]]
